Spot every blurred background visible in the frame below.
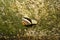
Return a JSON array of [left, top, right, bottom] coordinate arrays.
[[0, 0, 60, 40]]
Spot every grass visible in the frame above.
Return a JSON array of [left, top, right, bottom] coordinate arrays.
[[0, 0, 60, 40]]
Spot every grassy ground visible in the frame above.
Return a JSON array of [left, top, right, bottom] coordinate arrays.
[[0, 0, 60, 40]]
